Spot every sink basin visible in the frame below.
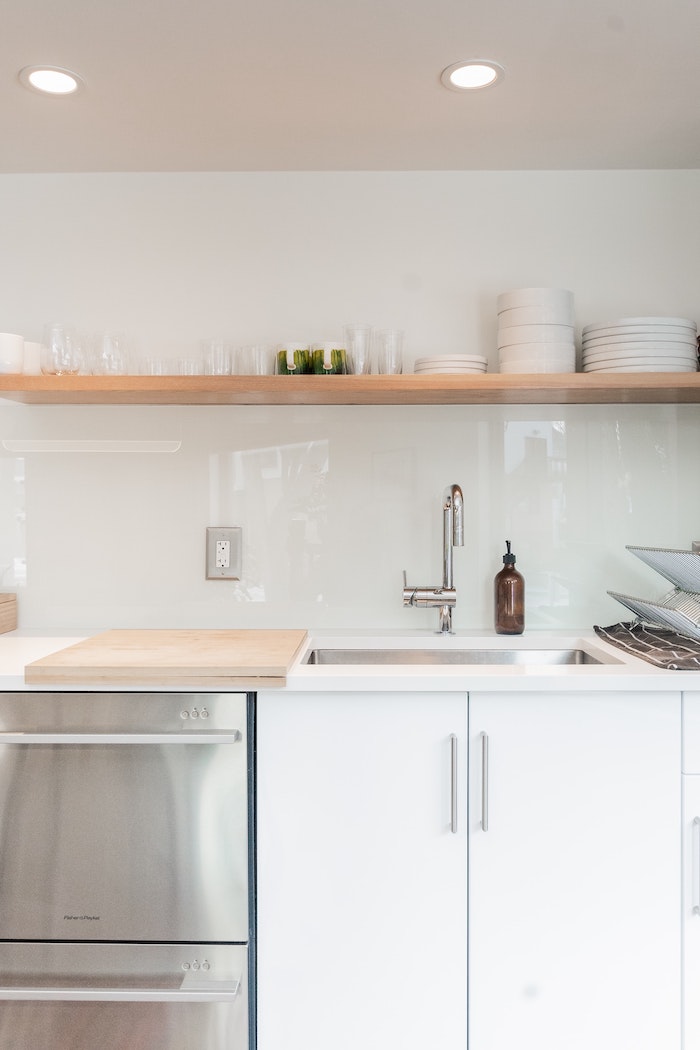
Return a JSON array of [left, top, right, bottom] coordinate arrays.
[[304, 647, 616, 666]]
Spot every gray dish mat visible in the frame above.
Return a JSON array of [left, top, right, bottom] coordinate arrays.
[[594, 621, 700, 670]]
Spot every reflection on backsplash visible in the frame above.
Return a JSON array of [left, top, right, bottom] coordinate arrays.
[[209, 439, 329, 604], [0, 457, 25, 588], [502, 421, 569, 622], [0, 402, 698, 630]]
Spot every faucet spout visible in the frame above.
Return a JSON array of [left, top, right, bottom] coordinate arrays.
[[440, 484, 464, 633], [402, 482, 464, 635], [447, 483, 464, 547]]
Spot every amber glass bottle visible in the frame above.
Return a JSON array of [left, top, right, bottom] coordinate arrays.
[[494, 540, 524, 635]]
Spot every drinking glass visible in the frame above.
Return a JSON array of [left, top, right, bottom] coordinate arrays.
[[178, 357, 203, 375], [203, 340, 232, 376], [41, 323, 83, 375], [343, 324, 373, 374], [375, 329, 404, 374], [238, 345, 274, 375], [89, 332, 129, 375]]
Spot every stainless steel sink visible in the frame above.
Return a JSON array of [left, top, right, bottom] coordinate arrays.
[[304, 647, 615, 666]]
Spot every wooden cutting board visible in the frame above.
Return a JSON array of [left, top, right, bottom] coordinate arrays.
[[25, 628, 309, 687]]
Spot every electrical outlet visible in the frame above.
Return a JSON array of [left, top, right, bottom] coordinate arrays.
[[206, 527, 242, 579]]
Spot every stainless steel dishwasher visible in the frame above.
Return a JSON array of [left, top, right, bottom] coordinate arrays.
[[0, 690, 254, 1050]]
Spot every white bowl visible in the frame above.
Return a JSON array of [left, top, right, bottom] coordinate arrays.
[[497, 324, 575, 348], [499, 359, 576, 374], [499, 347, 576, 367], [496, 341, 574, 356], [498, 304, 574, 327], [496, 287, 574, 313], [582, 317, 697, 336]]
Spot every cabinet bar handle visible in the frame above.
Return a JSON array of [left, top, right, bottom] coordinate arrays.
[[449, 733, 458, 834], [480, 731, 489, 832], [694, 817, 700, 916]]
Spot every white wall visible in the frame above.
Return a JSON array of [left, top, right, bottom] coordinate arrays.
[[0, 170, 699, 632]]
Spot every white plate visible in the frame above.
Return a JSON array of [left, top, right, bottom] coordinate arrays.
[[496, 287, 573, 312], [414, 367, 487, 374], [583, 358, 697, 372], [583, 348, 696, 365], [583, 362, 696, 373], [582, 317, 697, 336], [497, 324, 575, 347], [583, 358, 697, 371], [414, 363, 487, 370], [582, 345, 698, 361], [582, 332, 697, 348], [414, 355, 487, 365]]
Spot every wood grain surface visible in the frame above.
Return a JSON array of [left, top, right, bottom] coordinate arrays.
[[24, 628, 308, 684]]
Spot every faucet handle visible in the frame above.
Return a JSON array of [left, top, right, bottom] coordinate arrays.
[[403, 570, 456, 608], [402, 569, 417, 607]]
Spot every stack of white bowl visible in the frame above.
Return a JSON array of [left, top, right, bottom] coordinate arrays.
[[581, 316, 698, 373], [413, 354, 487, 374], [497, 288, 576, 373]]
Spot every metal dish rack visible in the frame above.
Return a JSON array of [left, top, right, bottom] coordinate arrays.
[[608, 546, 700, 642]]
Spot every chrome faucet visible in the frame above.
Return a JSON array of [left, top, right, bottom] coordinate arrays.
[[403, 483, 464, 634]]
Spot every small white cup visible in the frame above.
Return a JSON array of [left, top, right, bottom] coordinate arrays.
[[22, 341, 43, 375], [0, 333, 24, 374]]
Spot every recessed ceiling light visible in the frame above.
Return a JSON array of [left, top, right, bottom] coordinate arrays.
[[18, 66, 84, 96], [440, 60, 505, 91]]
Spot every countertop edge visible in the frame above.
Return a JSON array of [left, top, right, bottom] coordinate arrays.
[[1, 628, 699, 693]]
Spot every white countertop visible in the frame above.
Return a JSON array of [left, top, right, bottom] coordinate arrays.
[[1, 627, 699, 693]]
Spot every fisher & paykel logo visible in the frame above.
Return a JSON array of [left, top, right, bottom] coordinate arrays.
[[64, 914, 101, 921]]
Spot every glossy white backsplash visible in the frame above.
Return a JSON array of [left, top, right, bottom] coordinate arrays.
[[0, 169, 698, 632], [0, 402, 698, 632]]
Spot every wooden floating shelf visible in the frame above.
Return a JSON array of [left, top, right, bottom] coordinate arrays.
[[1, 372, 700, 406]]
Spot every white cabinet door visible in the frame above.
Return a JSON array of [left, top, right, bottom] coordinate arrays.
[[683, 774, 700, 1048], [256, 690, 467, 1050], [469, 690, 681, 1050]]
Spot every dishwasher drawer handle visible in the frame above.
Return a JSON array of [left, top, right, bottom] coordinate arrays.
[[0, 982, 241, 1003], [0, 732, 243, 745]]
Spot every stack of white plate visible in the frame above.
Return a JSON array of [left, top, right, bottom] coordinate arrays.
[[413, 354, 487, 374], [497, 288, 576, 373], [581, 316, 698, 373]]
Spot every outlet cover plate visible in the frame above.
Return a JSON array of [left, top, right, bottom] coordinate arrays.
[[206, 527, 242, 580]]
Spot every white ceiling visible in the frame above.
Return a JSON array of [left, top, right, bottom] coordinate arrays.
[[2, 0, 700, 173]]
